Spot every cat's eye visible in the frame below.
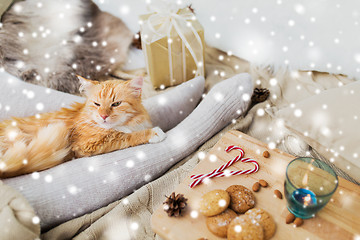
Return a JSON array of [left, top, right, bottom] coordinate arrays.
[[93, 102, 100, 106], [111, 101, 122, 107]]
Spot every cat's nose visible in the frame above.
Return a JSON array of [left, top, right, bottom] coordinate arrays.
[[100, 115, 108, 120]]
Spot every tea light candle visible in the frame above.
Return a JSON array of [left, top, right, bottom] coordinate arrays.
[[292, 188, 317, 207], [284, 157, 338, 219]]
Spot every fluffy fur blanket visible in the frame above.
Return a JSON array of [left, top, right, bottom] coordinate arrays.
[[0, 0, 133, 93]]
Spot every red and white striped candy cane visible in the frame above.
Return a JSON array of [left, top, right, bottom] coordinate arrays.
[[189, 146, 259, 188], [190, 146, 244, 180]]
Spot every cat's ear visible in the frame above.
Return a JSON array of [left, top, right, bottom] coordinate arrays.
[[77, 75, 96, 94], [128, 76, 143, 97]]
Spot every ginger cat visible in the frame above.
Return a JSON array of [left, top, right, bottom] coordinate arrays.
[[0, 76, 166, 178]]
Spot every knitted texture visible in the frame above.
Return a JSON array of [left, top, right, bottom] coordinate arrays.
[[4, 73, 253, 230]]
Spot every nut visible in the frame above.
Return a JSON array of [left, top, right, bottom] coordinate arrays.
[[274, 189, 283, 199], [263, 151, 270, 158], [259, 179, 268, 187], [252, 182, 260, 192], [294, 218, 304, 227], [286, 213, 295, 224]]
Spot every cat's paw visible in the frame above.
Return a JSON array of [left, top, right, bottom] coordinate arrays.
[[149, 127, 166, 143]]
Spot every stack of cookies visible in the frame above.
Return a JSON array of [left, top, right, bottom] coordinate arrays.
[[199, 185, 276, 239]]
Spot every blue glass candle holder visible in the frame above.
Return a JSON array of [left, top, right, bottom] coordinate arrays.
[[284, 157, 338, 219]]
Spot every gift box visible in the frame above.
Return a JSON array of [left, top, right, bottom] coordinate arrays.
[[140, 7, 205, 89]]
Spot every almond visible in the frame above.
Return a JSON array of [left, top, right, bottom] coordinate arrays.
[[274, 189, 283, 199], [259, 179, 268, 187], [294, 218, 304, 227], [286, 213, 295, 224], [252, 182, 260, 192], [263, 151, 270, 158]]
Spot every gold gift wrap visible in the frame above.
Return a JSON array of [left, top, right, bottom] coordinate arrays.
[[140, 7, 205, 89]]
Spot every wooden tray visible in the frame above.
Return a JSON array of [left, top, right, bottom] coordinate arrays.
[[151, 130, 360, 239]]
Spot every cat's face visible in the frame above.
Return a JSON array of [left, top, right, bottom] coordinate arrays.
[[77, 76, 144, 129]]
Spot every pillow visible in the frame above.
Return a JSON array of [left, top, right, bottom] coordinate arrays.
[[4, 73, 253, 230], [275, 80, 360, 182], [0, 71, 205, 131]]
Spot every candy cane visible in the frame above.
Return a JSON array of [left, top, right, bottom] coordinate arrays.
[[189, 146, 259, 188], [190, 146, 244, 180]]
